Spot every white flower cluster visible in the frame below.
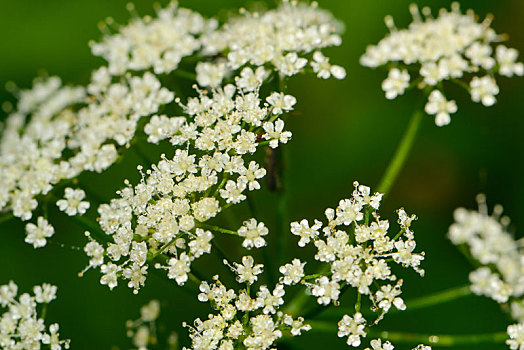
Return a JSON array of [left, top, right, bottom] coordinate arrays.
[[361, 3, 523, 126], [184, 256, 310, 350], [86, 81, 295, 293], [1, 0, 345, 251], [290, 181, 425, 346], [507, 323, 524, 350], [90, 2, 210, 76], [448, 195, 524, 350], [199, 0, 346, 82], [0, 70, 173, 231], [448, 195, 522, 306], [0, 78, 85, 222], [0, 281, 69, 349], [361, 338, 430, 350], [126, 299, 179, 350], [90, 0, 347, 88]]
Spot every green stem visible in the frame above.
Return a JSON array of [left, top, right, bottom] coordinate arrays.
[[371, 330, 507, 347], [451, 78, 471, 92], [377, 109, 423, 196], [188, 272, 202, 284], [283, 265, 331, 316], [0, 213, 14, 225], [306, 321, 507, 346], [172, 69, 197, 81], [200, 224, 238, 236], [41, 303, 48, 320], [257, 140, 272, 147], [316, 285, 472, 320], [404, 285, 472, 312], [213, 174, 229, 198], [150, 233, 185, 261]]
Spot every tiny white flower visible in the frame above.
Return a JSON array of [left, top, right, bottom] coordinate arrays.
[[311, 51, 346, 79], [238, 161, 266, 191], [382, 68, 409, 99], [266, 92, 297, 115], [219, 179, 247, 204], [312, 276, 340, 305], [279, 259, 306, 285], [196, 61, 229, 88], [230, 256, 263, 285], [290, 219, 322, 247], [507, 323, 524, 350], [33, 284, 57, 304], [235, 66, 270, 91], [56, 188, 90, 216], [237, 218, 269, 249], [262, 119, 292, 148], [25, 217, 55, 248], [424, 90, 457, 127], [366, 339, 395, 350], [337, 312, 367, 347], [496, 46, 524, 77], [470, 76, 499, 107], [167, 253, 192, 286]]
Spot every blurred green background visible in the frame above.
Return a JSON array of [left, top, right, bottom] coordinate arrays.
[[0, 0, 523, 349]]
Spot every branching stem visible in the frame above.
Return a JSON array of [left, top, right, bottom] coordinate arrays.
[[377, 109, 423, 197]]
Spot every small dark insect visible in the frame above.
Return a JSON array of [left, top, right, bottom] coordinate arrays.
[[265, 147, 281, 192]]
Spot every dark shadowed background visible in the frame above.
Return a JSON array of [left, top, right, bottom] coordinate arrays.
[[0, 0, 523, 348]]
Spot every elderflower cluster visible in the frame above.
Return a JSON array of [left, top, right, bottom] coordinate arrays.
[[0, 282, 69, 349], [361, 3, 523, 126], [184, 256, 310, 350], [448, 195, 524, 350], [290, 181, 425, 346]]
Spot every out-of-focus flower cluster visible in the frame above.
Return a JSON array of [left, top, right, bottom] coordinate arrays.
[[197, 0, 346, 84], [448, 194, 524, 350], [289, 181, 425, 346], [1, 70, 173, 247], [0, 282, 69, 349], [126, 299, 179, 350], [361, 3, 523, 126]]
